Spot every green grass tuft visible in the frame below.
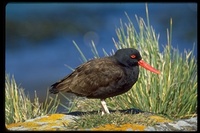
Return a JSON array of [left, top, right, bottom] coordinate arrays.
[[65, 5, 197, 120], [5, 74, 60, 124]]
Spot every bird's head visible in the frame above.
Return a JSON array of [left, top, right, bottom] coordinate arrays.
[[114, 48, 160, 74]]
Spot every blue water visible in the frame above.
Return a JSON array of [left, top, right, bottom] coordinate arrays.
[[6, 3, 197, 105]]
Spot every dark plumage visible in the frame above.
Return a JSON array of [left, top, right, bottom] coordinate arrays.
[[49, 48, 160, 114]]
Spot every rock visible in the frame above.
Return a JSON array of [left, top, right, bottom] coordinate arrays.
[[144, 117, 197, 131], [6, 114, 197, 131]]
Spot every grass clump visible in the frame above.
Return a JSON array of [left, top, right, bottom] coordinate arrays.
[[108, 10, 197, 119], [65, 4, 197, 120], [66, 112, 158, 130], [5, 74, 60, 125]]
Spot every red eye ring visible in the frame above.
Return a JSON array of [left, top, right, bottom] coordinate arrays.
[[131, 55, 136, 59]]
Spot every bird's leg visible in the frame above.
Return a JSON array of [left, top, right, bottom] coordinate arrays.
[[100, 99, 110, 115]]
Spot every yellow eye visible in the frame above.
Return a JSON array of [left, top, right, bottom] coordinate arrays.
[[130, 55, 136, 59]]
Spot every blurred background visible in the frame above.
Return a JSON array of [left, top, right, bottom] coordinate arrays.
[[6, 3, 197, 111]]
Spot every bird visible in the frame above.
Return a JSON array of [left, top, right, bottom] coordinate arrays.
[[49, 48, 160, 114]]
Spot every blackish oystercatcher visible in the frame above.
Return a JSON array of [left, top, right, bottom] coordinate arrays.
[[49, 48, 160, 114]]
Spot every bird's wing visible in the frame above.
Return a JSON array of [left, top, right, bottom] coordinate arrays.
[[50, 57, 124, 97]]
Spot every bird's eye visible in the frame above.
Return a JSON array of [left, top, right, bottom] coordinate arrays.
[[130, 54, 136, 59]]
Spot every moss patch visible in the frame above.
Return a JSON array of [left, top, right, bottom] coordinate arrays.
[[92, 123, 146, 131], [6, 114, 70, 131], [66, 112, 171, 130], [149, 115, 172, 123], [35, 114, 65, 122]]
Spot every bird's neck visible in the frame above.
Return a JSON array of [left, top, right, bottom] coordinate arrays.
[[124, 65, 139, 82]]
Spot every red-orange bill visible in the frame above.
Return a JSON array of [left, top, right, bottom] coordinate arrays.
[[138, 60, 160, 74]]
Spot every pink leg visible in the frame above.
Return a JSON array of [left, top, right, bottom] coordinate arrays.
[[100, 99, 110, 115]]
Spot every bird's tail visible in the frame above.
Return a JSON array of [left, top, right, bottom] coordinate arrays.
[[49, 82, 60, 94]]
